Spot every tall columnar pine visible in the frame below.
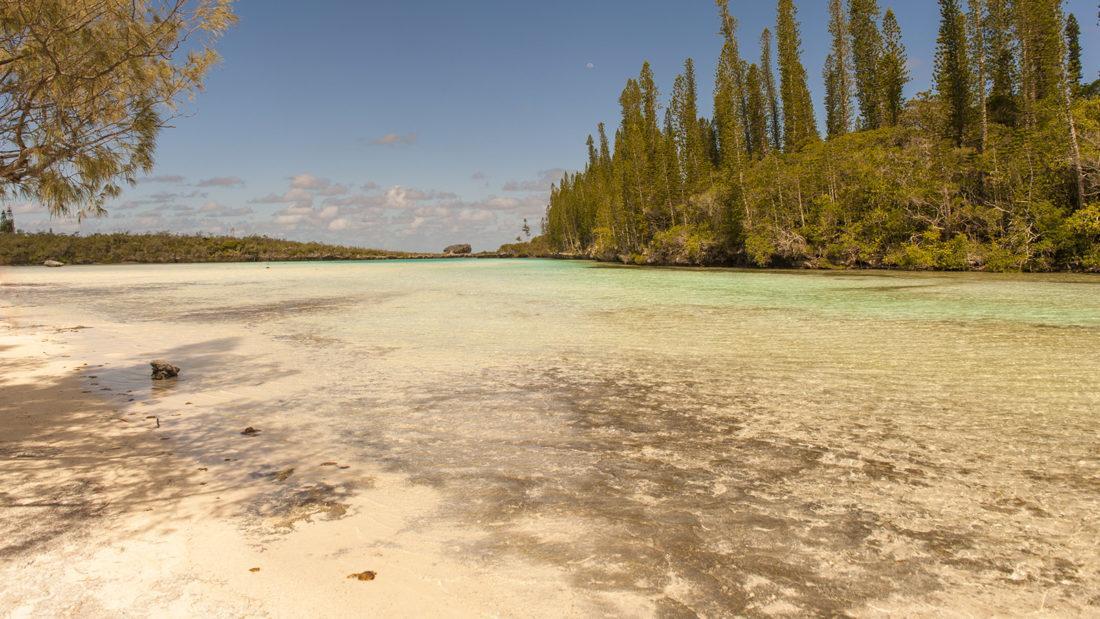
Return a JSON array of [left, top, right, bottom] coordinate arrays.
[[714, 0, 749, 169], [970, 0, 990, 151], [639, 62, 662, 164], [746, 64, 771, 156], [878, 9, 909, 127], [671, 59, 709, 194], [826, 0, 854, 137], [985, 0, 1019, 124], [935, 0, 973, 146], [617, 78, 650, 248], [776, 0, 819, 151], [1016, 0, 1065, 117], [759, 29, 783, 150], [660, 109, 683, 223], [849, 0, 884, 129], [1065, 13, 1083, 89]]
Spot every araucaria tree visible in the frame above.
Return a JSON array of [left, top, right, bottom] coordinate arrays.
[[849, 0, 883, 129], [934, 0, 973, 146], [825, 0, 854, 137], [878, 9, 909, 126], [0, 0, 236, 217], [1064, 13, 1082, 89], [776, 0, 818, 151], [759, 29, 783, 150]]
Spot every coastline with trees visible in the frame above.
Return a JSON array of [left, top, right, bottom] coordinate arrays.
[[532, 0, 1100, 272]]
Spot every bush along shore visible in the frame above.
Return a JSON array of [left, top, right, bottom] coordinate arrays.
[[0, 232, 502, 266], [531, 0, 1100, 273]]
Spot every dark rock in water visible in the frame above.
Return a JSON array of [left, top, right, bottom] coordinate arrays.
[[241, 426, 260, 436], [444, 243, 472, 255], [150, 360, 180, 380], [43, 260, 65, 267]]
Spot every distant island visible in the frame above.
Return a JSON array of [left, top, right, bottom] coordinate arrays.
[[0, 232, 502, 266]]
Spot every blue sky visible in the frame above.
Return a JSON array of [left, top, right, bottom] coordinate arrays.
[[13, 0, 1100, 251]]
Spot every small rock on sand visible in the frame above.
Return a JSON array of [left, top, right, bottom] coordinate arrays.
[[43, 260, 65, 267], [347, 571, 376, 581], [150, 360, 180, 380]]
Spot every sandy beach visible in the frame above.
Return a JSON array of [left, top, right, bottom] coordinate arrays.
[[2, 260, 1099, 617]]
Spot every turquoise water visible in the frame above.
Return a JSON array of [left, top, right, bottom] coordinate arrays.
[[4, 259, 1099, 614]]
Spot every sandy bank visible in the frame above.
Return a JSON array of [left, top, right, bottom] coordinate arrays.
[[0, 315, 635, 617]]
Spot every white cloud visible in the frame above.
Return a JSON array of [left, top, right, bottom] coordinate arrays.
[[370, 132, 418, 147], [197, 176, 246, 188], [139, 174, 186, 184]]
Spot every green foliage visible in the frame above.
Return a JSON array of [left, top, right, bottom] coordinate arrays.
[[1064, 13, 1083, 89], [935, 0, 973, 146], [645, 224, 723, 265], [825, 0, 853, 138], [0, 232, 411, 265], [1, 0, 236, 217], [849, 0, 884, 129], [776, 0, 818, 151], [538, 1, 1100, 274], [879, 10, 909, 127]]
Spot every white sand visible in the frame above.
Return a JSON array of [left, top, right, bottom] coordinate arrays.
[[0, 285, 644, 617]]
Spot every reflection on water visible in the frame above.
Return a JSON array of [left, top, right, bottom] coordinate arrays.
[[4, 260, 1099, 614]]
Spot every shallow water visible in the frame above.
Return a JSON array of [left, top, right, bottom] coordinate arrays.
[[4, 259, 1099, 614]]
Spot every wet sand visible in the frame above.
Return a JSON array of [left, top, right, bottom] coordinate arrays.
[[2, 261, 1099, 616]]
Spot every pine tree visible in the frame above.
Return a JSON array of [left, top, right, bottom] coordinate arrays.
[[0, 206, 13, 234], [714, 0, 748, 171], [671, 59, 708, 193], [850, 0, 883, 129], [759, 28, 783, 150], [1016, 0, 1064, 112], [639, 61, 661, 159], [879, 9, 909, 126], [826, 0, 854, 137], [935, 0, 972, 147], [824, 53, 842, 138], [970, 0, 990, 151], [1065, 13, 1083, 89], [776, 0, 819, 151], [660, 108, 683, 223], [745, 64, 770, 156], [986, 0, 1018, 124]]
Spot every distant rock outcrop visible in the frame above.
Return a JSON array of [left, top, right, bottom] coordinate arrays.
[[150, 360, 180, 380], [43, 260, 65, 267], [444, 244, 472, 255]]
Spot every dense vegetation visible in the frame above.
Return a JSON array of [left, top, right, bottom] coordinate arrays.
[[0, 232, 412, 265], [535, 0, 1100, 271]]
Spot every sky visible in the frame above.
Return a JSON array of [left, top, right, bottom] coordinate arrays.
[[9, 0, 1100, 252]]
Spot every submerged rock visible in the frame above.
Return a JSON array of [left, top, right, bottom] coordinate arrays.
[[444, 243, 472, 255], [150, 360, 180, 380], [43, 260, 65, 267]]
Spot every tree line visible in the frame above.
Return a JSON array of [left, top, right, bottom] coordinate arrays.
[[536, 0, 1100, 271]]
